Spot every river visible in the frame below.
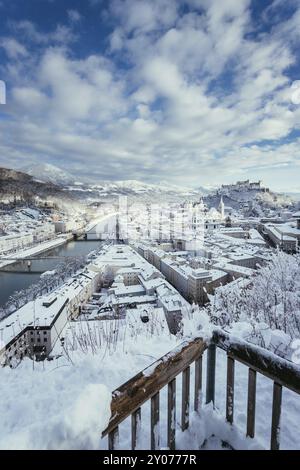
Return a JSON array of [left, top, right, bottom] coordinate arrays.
[[0, 240, 104, 307]]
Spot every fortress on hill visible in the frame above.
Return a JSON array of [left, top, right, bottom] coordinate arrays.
[[218, 180, 269, 194]]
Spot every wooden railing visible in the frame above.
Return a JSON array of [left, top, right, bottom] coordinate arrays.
[[102, 329, 300, 450], [212, 329, 300, 450]]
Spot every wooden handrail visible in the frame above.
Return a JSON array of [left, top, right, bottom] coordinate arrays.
[[102, 337, 209, 438], [213, 329, 300, 394], [102, 329, 300, 450]]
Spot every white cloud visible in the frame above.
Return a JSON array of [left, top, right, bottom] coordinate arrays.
[[1, 0, 300, 190], [10, 20, 76, 45], [109, 0, 179, 35], [68, 10, 82, 23], [0, 38, 28, 58]]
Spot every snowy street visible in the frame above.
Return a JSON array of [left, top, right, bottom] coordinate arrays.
[[0, 236, 69, 269]]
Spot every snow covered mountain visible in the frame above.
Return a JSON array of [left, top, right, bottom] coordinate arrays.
[[66, 179, 205, 202], [90, 179, 196, 194], [16, 163, 208, 199], [0, 167, 76, 204], [19, 163, 77, 186]]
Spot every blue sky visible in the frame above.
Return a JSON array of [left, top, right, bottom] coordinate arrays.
[[0, 0, 300, 191]]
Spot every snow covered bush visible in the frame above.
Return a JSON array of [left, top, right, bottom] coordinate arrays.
[[181, 304, 213, 341], [207, 251, 300, 359], [64, 307, 173, 359]]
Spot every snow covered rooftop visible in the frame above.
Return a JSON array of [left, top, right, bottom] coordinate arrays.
[[0, 269, 99, 346], [213, 262, 254, 277], [111, 284, 146, 297]]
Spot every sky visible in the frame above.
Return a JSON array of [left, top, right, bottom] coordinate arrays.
[[0, 0, 300, 191]]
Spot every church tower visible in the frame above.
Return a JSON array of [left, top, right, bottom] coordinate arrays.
[[218, 196, 225, 219]]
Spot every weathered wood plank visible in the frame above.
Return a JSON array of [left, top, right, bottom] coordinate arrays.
[[131, 408, 141, 450], [194, 355, 202, 412], [206, 343, 216, 405], [108, 426, 119, 450], [247, 368, 256, 438], [271, 382, 282, 450], [226, 356, 235, 424], [102, 337, 208, 437], [213, 330, 300, 395], [181, 366, 190, 431], [151, 392, 160, 450], [168, 379, 176, 450]]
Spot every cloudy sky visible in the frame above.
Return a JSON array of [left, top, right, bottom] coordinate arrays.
[[0, 0, 300, 190]]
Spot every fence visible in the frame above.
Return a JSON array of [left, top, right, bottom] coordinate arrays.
[[102, 329, 300, 450]]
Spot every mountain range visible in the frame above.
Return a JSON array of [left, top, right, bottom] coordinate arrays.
[[0, 165, 298, 211], [19, 163, 77, 186], [15, 163, 210, 200]]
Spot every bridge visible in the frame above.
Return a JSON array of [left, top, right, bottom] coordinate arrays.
[[0, 256, 71, 262], [84, 212, 120, 241], [72, 213, 120, 241], [0, 255, 83, 273]]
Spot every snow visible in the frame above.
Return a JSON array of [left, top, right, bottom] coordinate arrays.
[[0, 312, 300, 450], [0, 319, 177, 450], [0, 268, 99, 344], [20, 163, 76, 186], [176, 406, 262, 450], [0, 359, 111, 450], [0, 236, 68, 269], [0, 294, 67, 345], [40, 270, 56, 278], [0, 241, 300, 449]]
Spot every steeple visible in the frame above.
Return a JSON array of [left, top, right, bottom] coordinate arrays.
[[219, 196, 225, 219]]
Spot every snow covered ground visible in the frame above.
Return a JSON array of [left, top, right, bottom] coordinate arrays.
[[0, 320, 178, 450], [0, 314, 299, 450]]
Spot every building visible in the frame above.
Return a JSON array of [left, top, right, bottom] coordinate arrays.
[[262, 222, 300, 252], [218, 197, 225, 219], [0, 232, 34, 254], [0, 269, 101, 366], [219, 180, 269, 194]]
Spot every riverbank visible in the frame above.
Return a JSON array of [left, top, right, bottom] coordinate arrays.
[[0, 235, 70, 269]]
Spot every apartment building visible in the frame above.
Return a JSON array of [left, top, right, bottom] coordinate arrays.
[[263, 223, 299, 252], [0, 232, 34, 254], [0, 269, 101, 366], [132, 242, 229, 305], [90, 244, 189, 334]]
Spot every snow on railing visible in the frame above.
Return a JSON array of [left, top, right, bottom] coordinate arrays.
[[102, 329, 300, 450]]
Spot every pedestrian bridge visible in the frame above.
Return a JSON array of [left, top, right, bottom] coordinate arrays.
[[84, 212, 120, 241]]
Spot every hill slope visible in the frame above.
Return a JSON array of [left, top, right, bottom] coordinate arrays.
[[0, 167, 76, 206], [19, 163, 77, 186]]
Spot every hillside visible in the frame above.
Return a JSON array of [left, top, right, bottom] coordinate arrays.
[[66, 179, 203, 203], [19, 163, 77, 186], [0, 167, 76, 207], [205, 185, 294, 215]]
